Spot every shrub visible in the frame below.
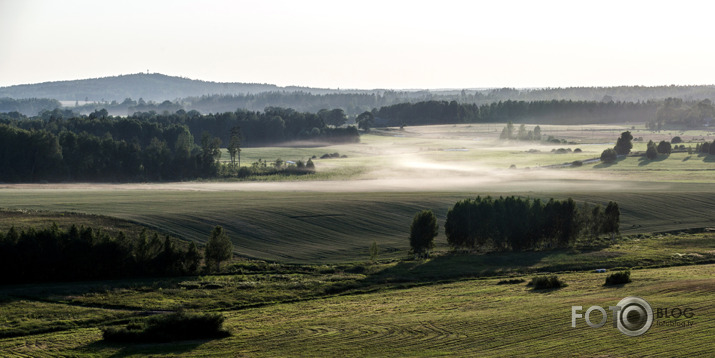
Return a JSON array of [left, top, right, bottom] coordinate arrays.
[[528, 275, 566, 289], [600, 148, 617, 163], [671, 136, 683, 144], [574, 148, 582, 153], [571, 160, 583, 167], [103, 311, 230, 343], [604, 270, 631, 286]]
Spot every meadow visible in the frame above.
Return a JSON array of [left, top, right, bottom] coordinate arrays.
[[1, 263, 712, 356], [0, 122, 713, 356]]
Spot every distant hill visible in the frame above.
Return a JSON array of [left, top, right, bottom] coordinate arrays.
[[0, 73, 351, 102], [3, 73, 715, 119]]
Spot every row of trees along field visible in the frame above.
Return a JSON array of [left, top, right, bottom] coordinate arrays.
[[440, 196, 619, 253], [0, 224, 234, 284], [0, 107, 358, 182], [600, 131, 715, 163]]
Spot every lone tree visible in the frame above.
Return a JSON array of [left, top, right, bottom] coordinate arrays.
[[657, 140, 672, 155], [408, 210, 438, 257], [228, 126, 242, 167], [614, 131, 634, 155], [205, 226, 232, 272]]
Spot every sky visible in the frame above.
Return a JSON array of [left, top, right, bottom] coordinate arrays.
[[2, 0, 715, 89]]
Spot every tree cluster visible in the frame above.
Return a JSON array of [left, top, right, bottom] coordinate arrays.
[[219, 158, 315, 178], [0, 106, 358, 182], [649, 98, 715, 129], [444, 196, 619, 252], [600, 131, 634, 163], [695, 140, 715, 155], [499, 122, 542, 140], [0, 225, 202, 284], [0, 122, 219, 182]]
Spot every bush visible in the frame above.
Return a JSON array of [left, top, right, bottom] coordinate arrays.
[[528, 275, 566, 289], [604, 270, 631, 286], [103, 311, 230, 343], [571, 160, 583, 167], [600, 148, 617, 163]]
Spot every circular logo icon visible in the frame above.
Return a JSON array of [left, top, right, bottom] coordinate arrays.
[[616, 296, 653, 336]]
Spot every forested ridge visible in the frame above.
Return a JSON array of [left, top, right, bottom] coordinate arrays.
[[4, 73, 715, 118]]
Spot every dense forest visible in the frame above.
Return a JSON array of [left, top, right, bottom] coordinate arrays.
[[0, 97, 62, 116], [375, 99, 659, 125], [0, 224, 202, 284], [0, 107, 358, 182]]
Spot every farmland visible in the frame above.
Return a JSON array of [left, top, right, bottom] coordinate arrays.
[[1, 263, 712, 356], [0, 122, 713, 356]]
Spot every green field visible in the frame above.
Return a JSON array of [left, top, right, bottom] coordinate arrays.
[[0, 189, 713, 263], [1, 264, 712, 357], [219, 124, 715, 183], [0, 123, 713, 356]]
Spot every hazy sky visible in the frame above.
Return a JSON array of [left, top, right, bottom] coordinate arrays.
[[2, 0, 714, 89]]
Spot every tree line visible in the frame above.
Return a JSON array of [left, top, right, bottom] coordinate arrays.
[[0, 223, 237, 285], [0, 225, 202, 284], [0, 121, 220, 182], [409, 197, 619, 255], [0, 106, 358, 182], [695, 140, 715, 155], [649, 98, 714, 129], [375, 100, 657, 126], [3, 106, 359, 148], [8, 73, 715, 116]]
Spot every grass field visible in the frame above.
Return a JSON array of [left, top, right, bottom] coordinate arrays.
[[0, 189, 713, 263], [211, 123, 715, 184], [0, 122, 713, 356], [1, 264, 712, 356]]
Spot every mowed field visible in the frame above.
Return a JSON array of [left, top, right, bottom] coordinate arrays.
[[0, 123, 713, 262], [1, 264, 712, 357], [0, 189, 713, 263]]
